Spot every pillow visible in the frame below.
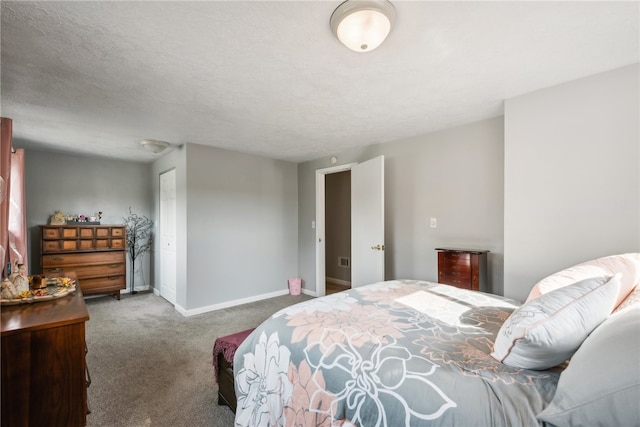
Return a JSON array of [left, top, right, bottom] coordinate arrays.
[[491, 275, 620, 370], [537, 305, 640, 427], [526, 253, 640, 310]]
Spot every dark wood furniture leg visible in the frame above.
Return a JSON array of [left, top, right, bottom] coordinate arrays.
[[217, 353, 237, 412]]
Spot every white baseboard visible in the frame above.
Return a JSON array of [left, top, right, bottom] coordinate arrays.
[[302, 287, 317, 297], [326, 277, 351, 287], [177, 288, 292, 317]]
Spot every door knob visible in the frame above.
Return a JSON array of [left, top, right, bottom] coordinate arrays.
[[371, 244, 385, 251]]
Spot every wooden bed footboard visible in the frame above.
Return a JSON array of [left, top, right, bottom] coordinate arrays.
[[217, 352, 237, 412]]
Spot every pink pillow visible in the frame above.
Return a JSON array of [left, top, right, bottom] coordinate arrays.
[[525, 253, 640, 310]]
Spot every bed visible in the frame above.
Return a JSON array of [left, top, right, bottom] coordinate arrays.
[[233, 254, 640, 427]]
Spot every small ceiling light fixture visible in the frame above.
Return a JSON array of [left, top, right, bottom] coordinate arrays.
[[330, 0, 396, 53], [140, 139, 170, 154]]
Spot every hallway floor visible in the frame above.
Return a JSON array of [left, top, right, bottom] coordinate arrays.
[[326, 281, 350, 295]]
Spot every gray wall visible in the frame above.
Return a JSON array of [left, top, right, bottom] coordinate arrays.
[[504, 64, 640, 302], [298, 117, 505, 294], [23, 149, 153, 290], [325, 170, 351, 283], [19, 65, 636, 312], [151, 143, 299, 312]]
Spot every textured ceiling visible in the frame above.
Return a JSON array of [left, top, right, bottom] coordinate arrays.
[[1, 1, 638, 163]]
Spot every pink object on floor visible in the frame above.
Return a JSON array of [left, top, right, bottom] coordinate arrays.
[[288, 277, 301, 295]]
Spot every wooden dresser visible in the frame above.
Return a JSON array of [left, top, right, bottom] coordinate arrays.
[[436, 247, 489, 291], [1, 273, 90, 427], [40, 225, 126, 299]]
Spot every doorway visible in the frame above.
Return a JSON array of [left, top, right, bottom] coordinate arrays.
[[325, 170, 351, 295], [315, 156, 385, 296]]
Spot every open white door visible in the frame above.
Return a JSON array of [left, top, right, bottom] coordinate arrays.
[[351, 156, 384, 287], [159, 169, 177, 305]]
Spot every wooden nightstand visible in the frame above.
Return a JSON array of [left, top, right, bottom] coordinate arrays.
[[436, 247, 489, 291]]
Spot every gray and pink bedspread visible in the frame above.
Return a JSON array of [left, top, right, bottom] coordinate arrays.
[[233, 280, 560, 426]]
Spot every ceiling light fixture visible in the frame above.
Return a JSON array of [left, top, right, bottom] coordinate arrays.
[[330, 0, 396, 53], [140, 139, 170, 154]]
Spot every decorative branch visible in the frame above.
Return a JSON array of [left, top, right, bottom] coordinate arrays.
[[122, 207, 153, 294]]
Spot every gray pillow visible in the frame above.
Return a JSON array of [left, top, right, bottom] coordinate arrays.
[[537, 305, 640, 426], [491, 275, 620, 370]]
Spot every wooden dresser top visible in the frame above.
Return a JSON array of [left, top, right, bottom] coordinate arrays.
[[1, 272, 89, 336]]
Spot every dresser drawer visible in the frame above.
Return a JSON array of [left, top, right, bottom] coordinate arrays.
[[96, 228, 110, 238], [111, 238, 125, 249], [62, 228, 79, 239], [42, 262, 125, 278], [96, 239, 110, 249], [79, 228, 94, 238], [81, 276, 126, 294], [42, 251, 124, 267], [42, 227, 62, 239], [111, 227, 125, 237], [79, 239, 95, 250]]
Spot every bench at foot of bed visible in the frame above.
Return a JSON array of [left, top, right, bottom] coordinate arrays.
[[213, 328, 255, 413]]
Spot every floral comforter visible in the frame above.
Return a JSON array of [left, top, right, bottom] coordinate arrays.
[[234, 280, 560, 426]]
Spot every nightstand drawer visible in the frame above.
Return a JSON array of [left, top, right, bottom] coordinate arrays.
[[439, 275, 473, 289], [439, 270, 471, 281]]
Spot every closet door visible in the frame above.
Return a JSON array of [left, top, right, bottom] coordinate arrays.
[[160, 168, 177, 305]]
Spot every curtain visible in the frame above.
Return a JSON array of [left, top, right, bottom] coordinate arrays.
[[9, 148, 27, 272], [1, 118, 11, 276], [0, 117, 28, 276]]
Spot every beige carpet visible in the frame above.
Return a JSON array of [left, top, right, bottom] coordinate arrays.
[[84, 291, 312, 427]]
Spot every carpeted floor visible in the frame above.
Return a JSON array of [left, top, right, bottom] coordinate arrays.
[[84, 290, 312, 427]]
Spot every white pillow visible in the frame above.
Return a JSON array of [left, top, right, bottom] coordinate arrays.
[[491, 275, 620, 370], [537, 305, 640, 426]]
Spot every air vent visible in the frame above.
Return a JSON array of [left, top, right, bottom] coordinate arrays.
[[338, 257, 350, 268]]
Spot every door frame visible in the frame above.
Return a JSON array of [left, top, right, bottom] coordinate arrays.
[[315, 162, 357, 296]]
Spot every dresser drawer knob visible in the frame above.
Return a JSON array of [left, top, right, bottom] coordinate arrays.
[[108, 264, 120, 269]]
